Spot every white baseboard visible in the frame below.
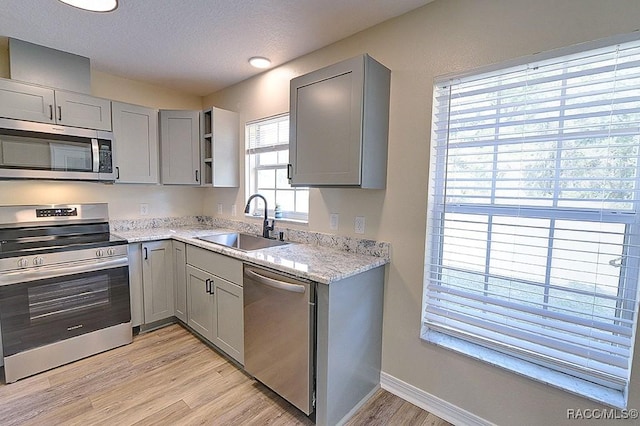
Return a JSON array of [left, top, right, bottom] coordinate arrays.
[[380, 372, 494, 426]]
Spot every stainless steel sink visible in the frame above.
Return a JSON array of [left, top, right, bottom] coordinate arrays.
[[197, 232, 289, 251]]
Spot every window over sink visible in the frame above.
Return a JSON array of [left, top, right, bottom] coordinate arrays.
[[246, 114, 309, 221]]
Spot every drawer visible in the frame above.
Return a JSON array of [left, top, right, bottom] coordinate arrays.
[[186, 244, 243, 285]]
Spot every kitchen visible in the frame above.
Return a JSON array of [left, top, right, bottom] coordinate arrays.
[[1, 0, 640, 425]]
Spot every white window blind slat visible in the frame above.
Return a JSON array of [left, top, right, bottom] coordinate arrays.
[[424, 38, 640, 399]]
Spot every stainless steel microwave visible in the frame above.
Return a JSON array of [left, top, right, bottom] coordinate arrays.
[[0, 118, 115, 182]]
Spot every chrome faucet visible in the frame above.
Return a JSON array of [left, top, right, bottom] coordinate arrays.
[[244, 194, 275, 239]]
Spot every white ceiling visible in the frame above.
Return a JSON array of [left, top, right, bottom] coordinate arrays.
[[0, 0, 433, 96]]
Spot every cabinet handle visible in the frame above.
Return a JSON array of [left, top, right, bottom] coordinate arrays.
[[287, 164, 293, 180], [195, 170, 199, 183], [206, 278, 214, 294], [57, 106, 62, 121], [49, 105, 53, 120], [143, 247, 148, 260], [115, 166, 120, 180]]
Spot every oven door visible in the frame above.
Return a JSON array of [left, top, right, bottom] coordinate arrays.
[[0, 256, 130, 357]]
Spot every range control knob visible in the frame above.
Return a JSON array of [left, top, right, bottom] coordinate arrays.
[[96, 249, 105, 258], [17, 258, 29, 268], [107, 248, 115, 256], [33, 257, 44, 266]]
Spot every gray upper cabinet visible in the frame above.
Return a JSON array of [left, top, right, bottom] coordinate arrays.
[[53, 90, 112, 131], [289, 54, 390, 189], [201, 106, 239, 187], [159, 109, 200, 185], [0, 78, 112, 131], [111, 101, 159, 184]]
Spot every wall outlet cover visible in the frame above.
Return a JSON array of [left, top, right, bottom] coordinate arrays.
[[217, 203, 223, 214], [140, 203, 149, 216], [231, 204, 237, 216], [355, 216, 365, 234], [330, 213, 339, 230]]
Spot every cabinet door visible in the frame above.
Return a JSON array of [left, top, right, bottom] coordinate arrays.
[[289, 56, 364, 186], [186, 264, 214, 340], [0, 78, 55, 124], [160, 110, 200, 185], [128, 243, 144, 327], [54, 90, 112, 131], [112, 101, 159, 183], [173, 241, 187, 322], [142, 241, 174, 323], [211, 107, 239, 187], [212, 278, 244, 363]]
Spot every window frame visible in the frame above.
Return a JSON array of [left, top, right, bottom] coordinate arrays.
[[245, 114, 309, 222], [422, 33, 640, 408]]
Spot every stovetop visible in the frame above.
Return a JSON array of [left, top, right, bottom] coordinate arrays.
[[0, 203, 126, 259], [0, 233, 127, 259]]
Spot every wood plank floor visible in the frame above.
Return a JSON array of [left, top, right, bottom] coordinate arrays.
[[0, 324, 451, 425]]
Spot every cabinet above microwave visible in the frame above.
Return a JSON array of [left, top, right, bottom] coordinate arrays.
[[0, 78, 112, 131]]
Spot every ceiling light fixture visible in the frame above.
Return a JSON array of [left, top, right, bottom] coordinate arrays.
[[58, 0, 118, 12], [249, 57, 271, 69]]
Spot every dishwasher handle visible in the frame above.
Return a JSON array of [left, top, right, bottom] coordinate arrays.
[[245, 269, 305, 293]]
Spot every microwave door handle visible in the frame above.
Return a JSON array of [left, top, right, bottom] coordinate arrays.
[[91, 138, 100, 172]]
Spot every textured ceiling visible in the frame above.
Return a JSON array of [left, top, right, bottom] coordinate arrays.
[[0, 0, 433, 96]]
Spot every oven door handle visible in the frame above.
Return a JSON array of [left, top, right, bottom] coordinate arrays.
[[0, 257, 128, 286]]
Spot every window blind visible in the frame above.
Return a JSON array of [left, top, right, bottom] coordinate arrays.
[[247, 114, 289, 153], [425, 39, 640, 394]]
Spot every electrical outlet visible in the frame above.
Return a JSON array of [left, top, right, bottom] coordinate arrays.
[[140, 203, 149, 216], [231, 204, 237, 216], [217, 203, 223, 215], [330, 213, 339, 230], [355, 216, 365, 234]]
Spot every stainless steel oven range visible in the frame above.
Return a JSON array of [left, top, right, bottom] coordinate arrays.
[[0, 203, 131, 383]]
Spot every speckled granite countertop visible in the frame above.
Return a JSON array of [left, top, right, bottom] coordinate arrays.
[[113, 225, 388, 284]]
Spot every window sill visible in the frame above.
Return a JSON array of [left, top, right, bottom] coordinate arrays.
[[421, 329, 627, 409], [244, 214, 308, 225]]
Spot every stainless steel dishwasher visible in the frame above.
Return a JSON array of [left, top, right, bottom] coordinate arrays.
[[243, 265, 315, 415]]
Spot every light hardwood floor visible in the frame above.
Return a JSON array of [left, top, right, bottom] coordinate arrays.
[[0, 324, 451, 425]]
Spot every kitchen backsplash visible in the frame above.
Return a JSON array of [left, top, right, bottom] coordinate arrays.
[[110, 216, 390, 259]]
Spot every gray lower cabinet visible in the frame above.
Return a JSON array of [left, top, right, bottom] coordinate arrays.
[[173, 241, 187, 322], [128, 243, 144, 327], [315, 266, 385, 426], [141, 241, 175, 324], [185, 245, 244, 363], [210, 277, 243, 362], [186, 264, 215, 338]]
